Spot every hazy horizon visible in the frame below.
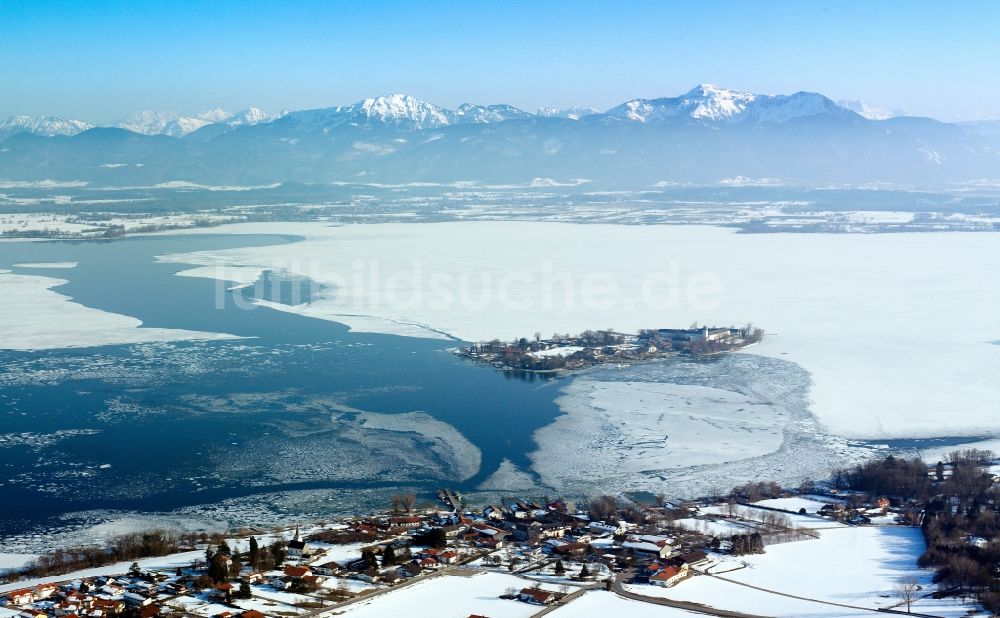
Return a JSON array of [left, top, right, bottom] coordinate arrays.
[[3, 0, 1000, 123]]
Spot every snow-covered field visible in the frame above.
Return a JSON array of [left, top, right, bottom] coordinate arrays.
[[0, 270, 239, 350], [333, 571, 554, 618], [162, 221, 1000, 441], [0, 213, 98, 236], [528, 345, 584, 358], [548, 590, 703, 617], [646, 526, 974, 617], [751, 496, 840, 514], [0, 550, 203, 594], [0, 212, 243, 238]]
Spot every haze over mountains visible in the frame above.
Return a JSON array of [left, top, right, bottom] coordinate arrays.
[[2, 85, 999, 188]]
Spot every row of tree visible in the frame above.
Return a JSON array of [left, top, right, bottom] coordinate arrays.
[[18, 530, 181, 579]]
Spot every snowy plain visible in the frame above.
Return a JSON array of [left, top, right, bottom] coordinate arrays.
[[162, 221, 1000, 441], [333, 571, 558, 618], [0, 551, 204, 594], [645, 526, 974, 617], [547, 590, 704, 617]]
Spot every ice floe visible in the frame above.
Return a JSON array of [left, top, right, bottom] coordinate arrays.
[[0, 271, 239, 350]]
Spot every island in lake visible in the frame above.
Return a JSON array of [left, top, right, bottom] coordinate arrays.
[[456, 325, 764, 372]]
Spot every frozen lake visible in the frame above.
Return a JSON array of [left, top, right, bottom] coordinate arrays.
[[166, 221, 1000, 440], [0, 234, 565, 545], [2, 221, 998, 548]]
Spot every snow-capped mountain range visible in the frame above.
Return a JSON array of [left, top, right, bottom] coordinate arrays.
[[607, 84, 853, 124], [4, 85, 998, 189], [0, 115, 94, 139], [537, 106, 601, 120], [0, 85, 908, 139], [116, 107, 277, 137]]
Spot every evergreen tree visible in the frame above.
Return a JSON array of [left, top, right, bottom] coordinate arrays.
[[382, 545, 397, 567], [269, 541, 287, 566], [208, 554, 229, 583], [228, 556, 243, 579], [580, 564, 590, 578], [361, 549, 378, 570], [217, 540, 232, 556], [238, 581, 251, 599], [554, 560, 565, 575], [248, 536, 259, 569]]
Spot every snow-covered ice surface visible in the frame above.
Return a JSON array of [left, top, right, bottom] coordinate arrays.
[[530, 355, 875, 497], [0, 271, 239, 350], [333, 571, 550, 618], [916, 437, 1000, 463], [644, 526, 975, 617], [12, 262, 78, 269], [351, 407, 482, 482], [162, 222, 1000, 441], [477, 458, 542, 493], [0, 553, 38, 574], [531, 379, 788, 489]]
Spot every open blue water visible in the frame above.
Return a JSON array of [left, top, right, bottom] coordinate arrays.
[[0, 234, 563, 535]]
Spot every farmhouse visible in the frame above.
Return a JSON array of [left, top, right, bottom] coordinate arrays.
[[678, 550, 710, 567], [518, 588, 557, 605], [622, 538, 673, 559], [311, 561, 342, 576], [5, 590, 36, 606], [387, 516, 422, 529], [650, 564, 688, 587], [283, 565, 311, 579]]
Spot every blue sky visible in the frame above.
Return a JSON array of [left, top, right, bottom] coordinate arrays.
[[2, 0, 998, 122]]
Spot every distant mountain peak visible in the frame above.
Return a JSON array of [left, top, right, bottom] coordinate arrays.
[[115, 107, 274, 136], [684, 83, 750, 98], [349, 94, 452, 129], [227, 107, 275, 126], [679, 83, 757, 120], [837, 99, 905, 120], [608, 84, 848, 124], [0, 115, 93, 138], [454, 103, 532, 123], [117, 109, 228, 136], [536, 106, 600, 120]]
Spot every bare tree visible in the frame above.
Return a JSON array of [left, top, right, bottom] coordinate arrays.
[[894, 578, 920, 613], [401, 493, 416, 513]]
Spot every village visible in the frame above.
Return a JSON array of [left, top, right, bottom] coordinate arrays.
[[455, 325, 764, 373], [3, 449, 996, 618]]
